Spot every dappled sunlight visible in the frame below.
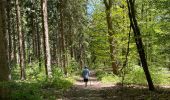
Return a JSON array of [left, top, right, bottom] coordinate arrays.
[[0, 0, 169, 99]]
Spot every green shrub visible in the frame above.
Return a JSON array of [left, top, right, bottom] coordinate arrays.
[[123, 65, 170, 85], [96, 65, 170, 85], [124, 65, 147, 84], [96, 70, 120, 83], [0, 81, 41, 100], [41, 77, 73, 90], [101, 75, 120, 83], [68, 59, 79, 73], [96, 70, 107, 80], [2, 62, 74, 100], [150, 67, 170, 85]]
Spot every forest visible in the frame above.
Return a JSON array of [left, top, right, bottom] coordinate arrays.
[[0, 0, 170, 99]]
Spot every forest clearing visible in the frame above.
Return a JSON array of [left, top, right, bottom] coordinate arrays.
[[0, 0, 170, 99]]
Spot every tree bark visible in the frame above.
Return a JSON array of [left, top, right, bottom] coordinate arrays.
[[12, 6, 17, 64], [41, 0, 52, 78], [31, 0, 37, 59], [35, 11, 41, 68], [126, 0, 155, 91], [103, 0, 118, 74], [0, 0, 10, 98], [0, 0, 10, 81], [16, 0, 26, 80], [59, 0, 67, 75], [6, 0, 12, 79]]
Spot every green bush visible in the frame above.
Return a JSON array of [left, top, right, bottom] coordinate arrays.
[[96, 70, 120, 83], [68, 59, 79, 73], [4, 62, 74, 100], [101, 75, 120, 83], [124, 66, 147, 84], [150, 67, 170, 85], [0, 81, 41, 100], [41, 77, 73, 90], [124, 65, 170, 85], [96, 70, 107, 80], [96, 65, 170, 85]]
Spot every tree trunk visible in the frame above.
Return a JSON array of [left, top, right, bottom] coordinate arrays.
[[16, 0, 26, 80], [12, 7, 17, 64], [56, 29, 60, 67], [59, 0, 67, 75], [103, 0, 118, 74], [0, 0, 10, 98], [126, 0, 155, 91], [6, 0, 12, 79], [35, 12, 41, 68], [31, 0, 37, 59], [41, 0, 52, 78], [0, 0, 10, 81]]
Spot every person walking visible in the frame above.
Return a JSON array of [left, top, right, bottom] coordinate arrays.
[[82, 66, 90, 87]]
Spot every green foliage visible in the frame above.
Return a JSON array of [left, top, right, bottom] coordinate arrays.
[[0, 81, 41, 100], [124, 65, 147, 84], [102, 75, 120, 84], [41, 77, 73, 90], [7, 62, 74, 99], [67, 59, 80, 74], [3, 0, 170, 99], [96, 70, 120, 83], [0, 78, 73, 99], [96, 65, 170, 85], [96, 70, 107, 80], [150, 67, 170, 85], [124, 66, 170, 85]]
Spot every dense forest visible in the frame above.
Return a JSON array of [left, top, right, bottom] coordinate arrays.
[[0, 0, 170, 99]]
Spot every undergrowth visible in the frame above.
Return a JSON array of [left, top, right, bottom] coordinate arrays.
[[0, 62, 74, 100], [96, 65, 170, 85]]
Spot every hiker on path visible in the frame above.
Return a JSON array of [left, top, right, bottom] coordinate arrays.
[[82, 66, 90, 87]]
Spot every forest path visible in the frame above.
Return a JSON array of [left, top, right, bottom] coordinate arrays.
[[61, 70, 170, 100], [62, 70, 117, 100], [73, 70, 115, 89]]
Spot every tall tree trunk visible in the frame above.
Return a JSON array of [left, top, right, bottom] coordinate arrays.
[[16, 0, 26, 80], [0, 0, 10, 81], [56, 29, 59, 67], [52, 40, 56, 64], [103, 0, 118, 74], [6, 0, 12, 79], [12, 7, 17, 64], [59, 0, 67, 75], [35, 13, 41, 68], [31, 0, 37, 59], [41, 0, 52, 78], [0, 0, 10, 98], [69, 21, 74, 58], [126, 0, 155, 91]]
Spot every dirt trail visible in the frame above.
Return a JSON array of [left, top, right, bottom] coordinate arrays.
[[62, 71, 117, 100], [61, 71, 170, 100], [73, 70, 115, 89]]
